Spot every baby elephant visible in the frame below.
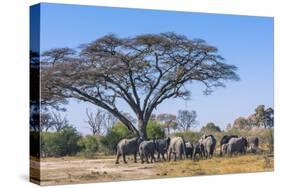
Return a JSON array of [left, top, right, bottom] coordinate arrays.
[[185, 142, 194, 159], [139, 139, 157, 163], [192, 142, 204, 160]]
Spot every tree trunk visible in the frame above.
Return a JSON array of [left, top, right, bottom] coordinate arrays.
[[138, 119, 147, 139]]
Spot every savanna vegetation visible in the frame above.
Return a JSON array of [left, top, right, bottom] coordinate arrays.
[[30, 33, 274, 185]]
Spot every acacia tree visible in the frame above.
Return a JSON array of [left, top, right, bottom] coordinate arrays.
[[248, 105, 274, 128], [41, 32, 239, 139], [156, 113, 177, 135], [177, 110, 198, 132]]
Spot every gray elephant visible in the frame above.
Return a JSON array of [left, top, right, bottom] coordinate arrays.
[[219, 135, 238, 156], [221, 143, 228, 156], [247, 136, 259, 148], [167, 137, 186, 161], [139, 139, 157, 163], [185, 142, 193, 159], [202, 135, 216, 159], [227, 137, 247, 156], [115, 137, 143, 164], [155, 137, 171, 161], [192, 142, 204, 160]]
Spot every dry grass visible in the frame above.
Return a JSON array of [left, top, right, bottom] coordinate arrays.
[[156, 154, 273, 178]]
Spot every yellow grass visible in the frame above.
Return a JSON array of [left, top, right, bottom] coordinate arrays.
[[156, 155, 273, 177]]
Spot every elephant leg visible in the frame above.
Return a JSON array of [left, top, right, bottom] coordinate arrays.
[[162, 153, 166, 161], [174, 153, 177, 161], [115, 153, 121, 164], [150, 153, 153, 163], [134, 153, 137, 163], [153, 152, 156, 162], [140, 154, 144, 164], [122, 154, 127, 164], [145, 154, 149, 163], [151, 153, 154, 163], [168, 151, 171, 161], [157, 152, 160, 161]]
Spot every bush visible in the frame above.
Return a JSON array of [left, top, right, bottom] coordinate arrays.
[[41, 126, 81, 157], [147, 120, 165, 139], [100, 122, 135, 154], [78, 135, 99, 158], [174, 131, 201, 143]]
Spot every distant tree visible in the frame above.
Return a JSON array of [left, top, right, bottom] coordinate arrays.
[[41, 32, 239, 139], [201, 122, 221, 133], [232, 116, 250, 130], [226, 123, 232, 131], [85, 109, 106, 135], [104, 111, 118, 130], [156, 113, 177, 135], [176, 110, 198, 132], [40, 112, 53, 132], [51, 112, 69, 132], [248, 105, 274, 128]]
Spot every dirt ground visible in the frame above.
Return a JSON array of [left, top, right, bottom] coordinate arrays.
[[30, 154, 274, 186]]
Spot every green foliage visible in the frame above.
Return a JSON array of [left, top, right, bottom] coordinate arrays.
[[41, 126, 81, 157], [100, 122, 135, 154], [174, 131, 201, 143], [78, 135, 100, 158], [201, 122, 221, 133], [147, 120, 165, 139]]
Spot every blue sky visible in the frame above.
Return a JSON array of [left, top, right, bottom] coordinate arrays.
[[36, 3, 274, 134]]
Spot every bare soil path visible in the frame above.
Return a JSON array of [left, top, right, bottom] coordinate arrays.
[[30, 155, 273, 186]]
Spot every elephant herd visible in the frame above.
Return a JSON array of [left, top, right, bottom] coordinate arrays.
[[115, 135, 259, 164]]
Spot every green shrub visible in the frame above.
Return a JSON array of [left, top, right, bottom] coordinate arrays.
[[78, 135, 100, 158], [147, 120, 165, 139], [100, 122, 135, 154], [174, 131, 201, 143], [41, 126, 81, 157]]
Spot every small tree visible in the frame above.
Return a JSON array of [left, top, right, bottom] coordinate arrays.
[[147, 121, 165, 139], [156, 113, 177, 135], [176, 110, 198, 132], [78, 135, 100, 158], [85, 109, 106, 135], [232, 116, 250, 130], [201, 122, 221, 133]]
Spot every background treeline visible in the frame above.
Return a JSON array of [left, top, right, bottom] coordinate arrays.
[[30, 104, 273, 158]]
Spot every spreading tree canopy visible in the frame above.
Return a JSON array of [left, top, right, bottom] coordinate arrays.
[[41, 32, 239, 139]]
